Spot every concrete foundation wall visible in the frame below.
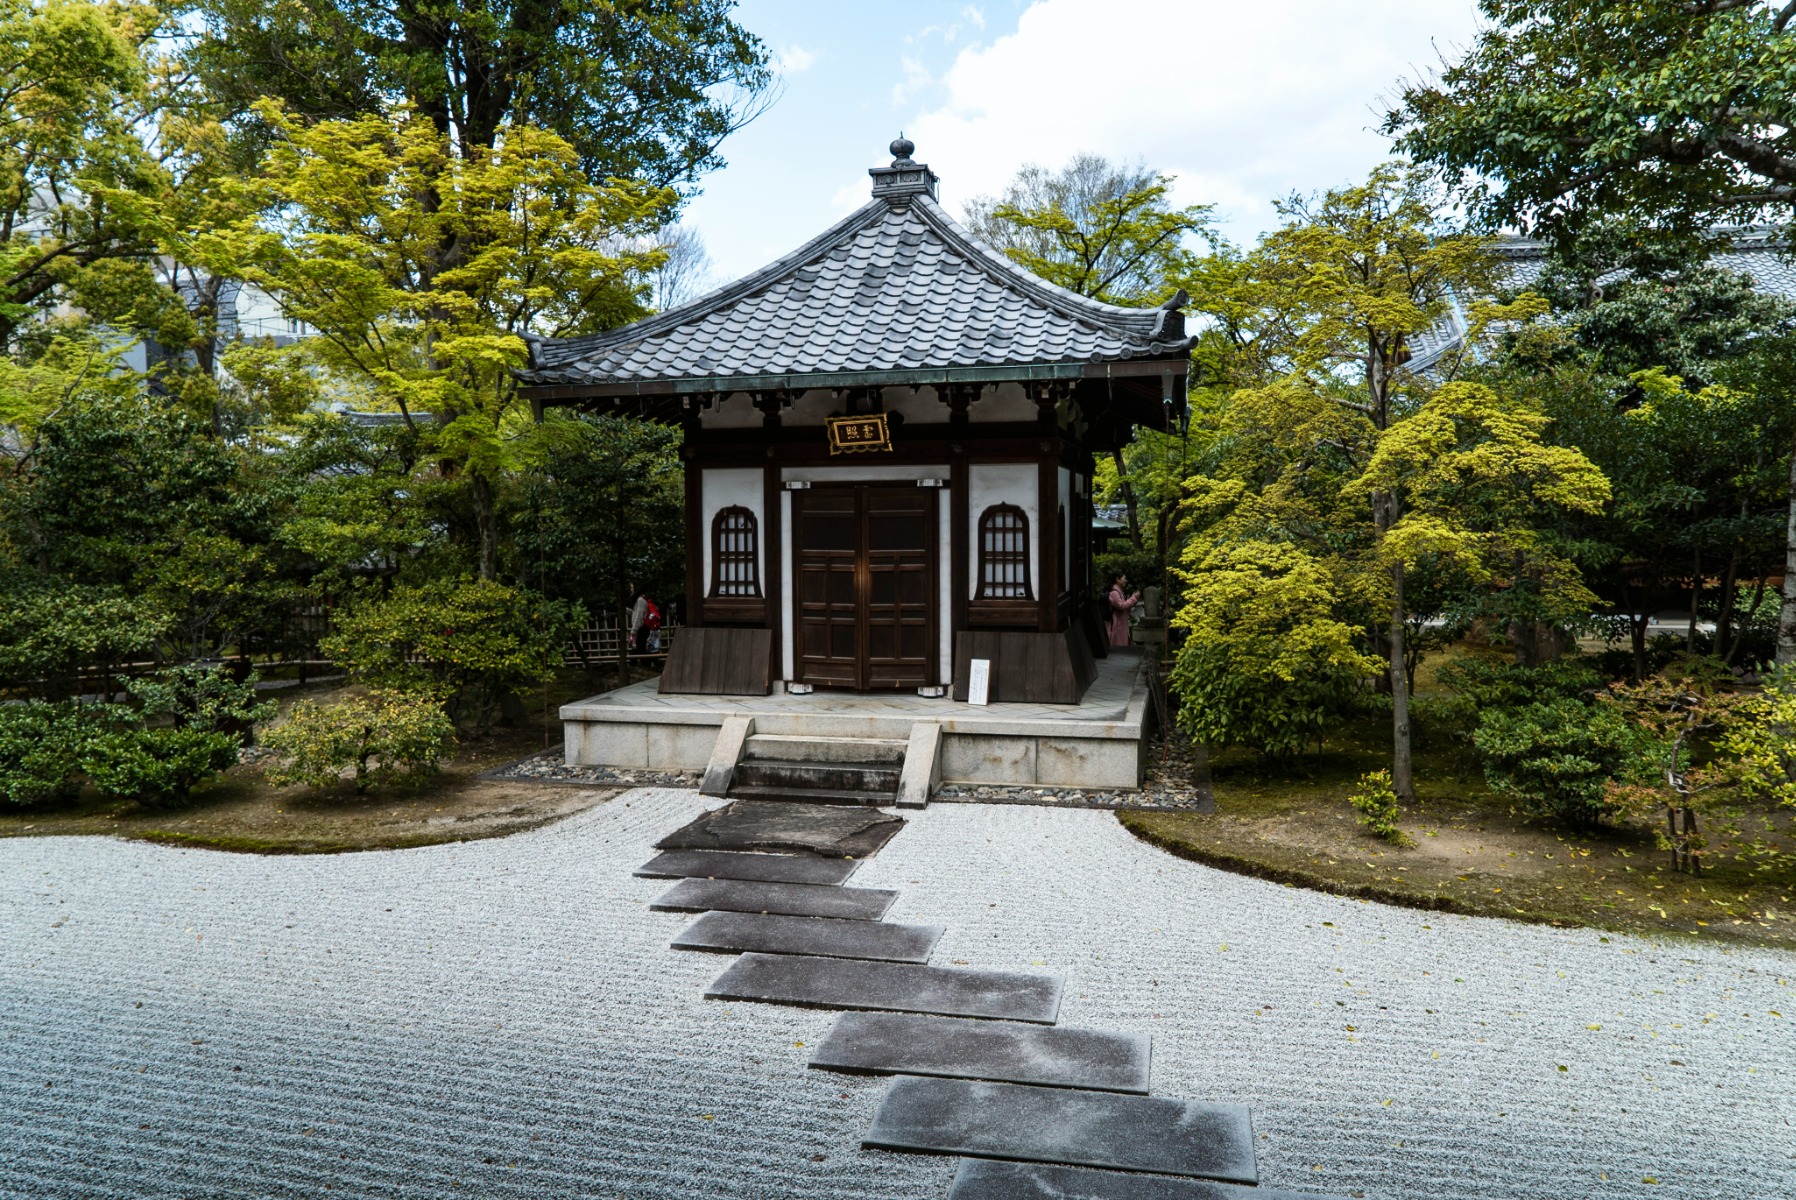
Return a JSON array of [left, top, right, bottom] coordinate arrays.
[[564, 721, 1142, 789], [566, 719, 721, 771], [940, 732, 1142, 790]]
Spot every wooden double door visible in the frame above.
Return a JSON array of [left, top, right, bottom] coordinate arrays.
[[795, 485, 938, 690]]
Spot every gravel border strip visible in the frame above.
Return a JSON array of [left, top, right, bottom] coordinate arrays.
[[481, 749, 701, 789]]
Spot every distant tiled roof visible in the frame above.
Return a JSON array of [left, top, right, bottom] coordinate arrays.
[[519, 149, 1192, 392], [1407, 228, 1795, 372]]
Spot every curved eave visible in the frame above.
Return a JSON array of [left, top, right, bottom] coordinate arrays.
[[516, 348, 1193, 402]]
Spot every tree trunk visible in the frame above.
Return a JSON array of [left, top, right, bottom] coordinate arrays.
[[1778, 431, 1796, 665], [1688, 541, 1702, 655], [1111, 449, 1142, 551], [1389, 562, 1415, 802], [1727, 571, 1769, 666], [470, 473, 499, 581], [1715, 545, 1741, 662]]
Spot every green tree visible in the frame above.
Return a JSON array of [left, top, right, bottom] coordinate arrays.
[[511, 411, 684, 649], [1387, 0, 1796, 668], [0, 0, 156, 351], [967, 154, 1215, 555], [216, 106, 672, 579], [1387, 0, 1796, 237], [1176, 167, 1610, 797], [184, 0, 774, 186]]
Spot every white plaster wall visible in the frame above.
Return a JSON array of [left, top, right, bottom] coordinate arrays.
[[968, 462, 1040, 601], [701, 468, 766, 595], [698, 392, 760, 429]]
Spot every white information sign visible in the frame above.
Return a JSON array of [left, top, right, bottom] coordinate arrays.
[[968, 658, 991, 706]]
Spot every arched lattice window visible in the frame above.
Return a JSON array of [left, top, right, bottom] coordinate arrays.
[[976, 505, 1032, 600], [710, 507, 761, 597]]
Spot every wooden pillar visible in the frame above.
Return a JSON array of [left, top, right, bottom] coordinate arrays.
[[681, 410, 704, 628], [1036, 384, 1061, 633], [758, 392, 784, 683], [949, 387, 972, 641]]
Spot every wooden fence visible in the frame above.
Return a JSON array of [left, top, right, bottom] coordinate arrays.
[[562, 621, 680, 668]]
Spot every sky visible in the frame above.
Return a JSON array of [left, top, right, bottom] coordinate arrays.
[[679, 0, 1489, 288]]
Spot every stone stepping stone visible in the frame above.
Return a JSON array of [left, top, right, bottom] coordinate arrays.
[[650, 878, 896, 920], [810, 1012, 1149, 1093], [635, 849, 860, 885], [706, 953, 1063, 1023], [863, 1077, 1256, 1184], [656, 800, 903, 858], [672, 911, 942, 963], [948, 1160, 1349, 1200]]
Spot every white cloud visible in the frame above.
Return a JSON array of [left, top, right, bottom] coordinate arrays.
[[776, 44, 817, 73], [891, 54, 934, 105], [903, 0, 1485, 245]]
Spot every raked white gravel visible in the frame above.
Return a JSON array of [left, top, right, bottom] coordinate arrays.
[[3, 788, 1792, 1200]]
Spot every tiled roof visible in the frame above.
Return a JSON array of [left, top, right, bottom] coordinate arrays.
[[1408, 229, 1796, 372], [519, 184, 1192, 391]]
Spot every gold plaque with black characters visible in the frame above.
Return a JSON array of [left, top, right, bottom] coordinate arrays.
[[825, 413, 892, 454]]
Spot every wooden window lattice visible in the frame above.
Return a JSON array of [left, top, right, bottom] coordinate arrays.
[[710, 506, 761, 597], [976, 505, 1032, 600]]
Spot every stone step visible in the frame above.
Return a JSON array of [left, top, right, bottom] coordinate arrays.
[[706, 953, 1063, 1023], [863, 1077, 1256, 1184], [634, 849, 860, 885], [672, 911, 942, 963], [725, 783, 898, 807], [948, 1160, 1349, 1200], [810, 1012, 1150, 1093], [649, 878, 896, 921], [744, 734, 908, 764], [731, 759, 903, 795], [654, 801, 905, 858]]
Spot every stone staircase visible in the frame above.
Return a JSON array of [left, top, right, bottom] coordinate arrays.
[[725, 733, 908, 806]]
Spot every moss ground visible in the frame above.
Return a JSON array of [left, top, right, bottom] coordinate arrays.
[[0, 667, 643, 854], [1121, 715, 1796, 951]]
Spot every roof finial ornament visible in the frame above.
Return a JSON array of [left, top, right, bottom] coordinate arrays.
[[870, 133, 936, 203]]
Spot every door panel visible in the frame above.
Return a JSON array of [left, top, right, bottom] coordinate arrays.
[[794, 486, 937, 690], [795, 490, 860, 687], [863, 487, 935, 689]]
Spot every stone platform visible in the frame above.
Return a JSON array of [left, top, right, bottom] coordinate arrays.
[[561, 650, 1151, 793]]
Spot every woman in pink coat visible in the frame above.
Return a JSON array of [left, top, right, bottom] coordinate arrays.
[[1106, 572, 1141, 647]]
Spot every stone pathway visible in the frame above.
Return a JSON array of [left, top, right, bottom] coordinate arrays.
[[643, 802, 1347, 1198]]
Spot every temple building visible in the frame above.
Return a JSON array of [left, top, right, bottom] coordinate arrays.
[[520, 138, 1190, 708]]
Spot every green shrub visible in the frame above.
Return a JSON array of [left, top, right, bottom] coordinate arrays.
[[1348, 768, 1413, 845], [126, 663, 275, 741], [1472, 697, 1647, 828], [80, 726, 242, 809], [0, 702, 98, 806], [0, 576, 171, 699], [1169, 542, 1379, 759], [0, 682, 254, 810], [263, 689, 455, 793], [321, 578, 571, 730]]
